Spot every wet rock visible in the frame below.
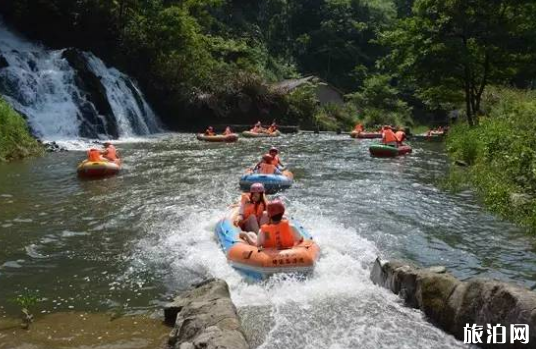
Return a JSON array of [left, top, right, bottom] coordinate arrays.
[[455, 160, 469, 167], [41, 141, 67, 153], [62, 48, 119, 139], [416, 271, 460, 327], [164, 279, 249, 349], [370, 258, 536, 348], [0, 54, 8, 69]]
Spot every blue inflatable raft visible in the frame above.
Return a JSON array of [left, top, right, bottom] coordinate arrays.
[[239, 171, 294, 193]]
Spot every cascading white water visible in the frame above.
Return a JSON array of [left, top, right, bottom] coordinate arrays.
[[83, 53, 160, 136], [0, 21, 161, 141]]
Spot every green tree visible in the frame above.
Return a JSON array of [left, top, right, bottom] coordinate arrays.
[[380, 0, 536, 126], [346, 74, 411, 126]]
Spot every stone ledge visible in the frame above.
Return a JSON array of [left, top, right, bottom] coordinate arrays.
[[164, 279, 249, 349], [371, 257, 536, 348]]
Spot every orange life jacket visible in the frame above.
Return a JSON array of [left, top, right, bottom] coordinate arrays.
[[395, 131, 406, 142], [87, 149, 102, 162], [205, 130, 215, 136], [261, 220, 294, 249], [355, 124, 364, 132], [103, 145, 118, 161], [258, 163, 276, 174], [382, 129, 398, 144], [243, 199, 266, 222]]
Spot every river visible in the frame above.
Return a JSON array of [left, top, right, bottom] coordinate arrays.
[[1, 133, 535, 348]]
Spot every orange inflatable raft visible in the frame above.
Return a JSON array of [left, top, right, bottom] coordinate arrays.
[[77, 149, 121, 178], [214, 208, 320, 280]]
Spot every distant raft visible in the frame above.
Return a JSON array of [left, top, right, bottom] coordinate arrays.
[[77, 159, 121, 178], [239, 169, 293, 194], [214, 208, 320, 280], [411, 132, 445, 142], [242, 130, 281, 138], [196, 133, 239, 142], [369, 144, 412, 157], [350, 131, 382, 139]]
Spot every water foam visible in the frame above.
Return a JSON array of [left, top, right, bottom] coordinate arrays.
[[134, 199, 467, 348]]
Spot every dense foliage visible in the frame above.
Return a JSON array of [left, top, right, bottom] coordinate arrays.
[[1, 0, 535, 129], [380, 0, 536, 125], [446, 87, 536, 231], [0, 0, 403, 129], [0, 97, 43, 161]]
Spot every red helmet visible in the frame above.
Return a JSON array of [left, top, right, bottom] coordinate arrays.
[[269, 147, 278, 154], [267, 200, 285, 218], [250, 183, 265, 193], [262, 154, 273, 163]]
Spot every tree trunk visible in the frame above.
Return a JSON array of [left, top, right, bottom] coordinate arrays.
[[464, 67, 474, 126]]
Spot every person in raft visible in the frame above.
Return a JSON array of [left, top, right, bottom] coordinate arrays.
[[100, 142, 118, 162], [267, 121, 278, 133], [250, 121, 263, 133], [87, 148, 103, 162], [205, 126, 215, 136], [253, 154, 282, 175], [354, 123, 364, 132], [242, 200, 303, 248], [395, 127, 406, 144], [381, 126, 399, 146], [237, 183, 269, 240], [268, 147, 285, 169], [223, 126, 233, 135]]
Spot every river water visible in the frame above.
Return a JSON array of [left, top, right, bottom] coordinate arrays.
[[1, 133, 535, 348]]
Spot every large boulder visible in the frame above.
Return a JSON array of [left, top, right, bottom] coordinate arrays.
[[164, 279, 249, 349], [371, 258, 536, 348]]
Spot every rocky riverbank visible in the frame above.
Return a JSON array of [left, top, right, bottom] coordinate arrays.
[[370, 258, 536, 348]]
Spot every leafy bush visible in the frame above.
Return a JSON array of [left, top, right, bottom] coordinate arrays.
[[284, 83, 319, 126], [445, 87, 536, 232], [0, 98, 43, 161]]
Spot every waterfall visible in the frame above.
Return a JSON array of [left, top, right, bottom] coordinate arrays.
[[0, 21, 161, 141]]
